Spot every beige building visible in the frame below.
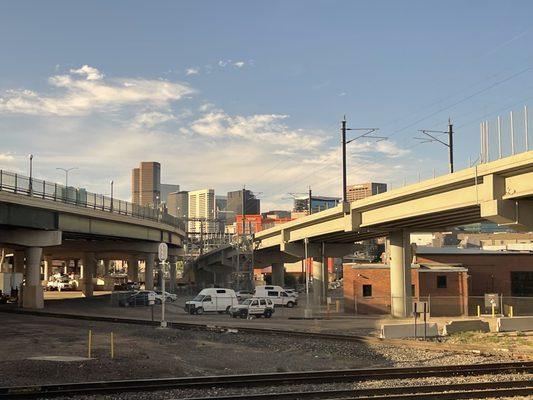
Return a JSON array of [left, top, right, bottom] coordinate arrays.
[[347, 182, 387, 202], [188, 189, 216, 234], [131, 162, 161, 207]]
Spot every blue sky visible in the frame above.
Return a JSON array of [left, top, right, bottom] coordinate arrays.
[[1, 1, 532, 210]]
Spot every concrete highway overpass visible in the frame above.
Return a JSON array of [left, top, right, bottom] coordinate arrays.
[[254, 151, 533, 317], [188, 244, 253, 289], [0, 170, 185, 309]]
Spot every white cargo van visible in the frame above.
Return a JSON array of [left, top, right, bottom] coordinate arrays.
[[254, 285, 298, 308], [185, 288, 238, 315]]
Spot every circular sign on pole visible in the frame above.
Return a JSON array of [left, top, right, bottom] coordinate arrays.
[[158, 242, 168, 262]]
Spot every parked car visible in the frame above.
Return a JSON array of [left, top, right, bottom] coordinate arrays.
[[155, 290, 177, 303], [46, 275, 76, 291], [236, 290, 254, 301], [229, 298, 275, 319], [254, 285, 298, 308], [114, 281, 140, 291], [284, 288, 299, 299], [119, 290, 156, 307], [184, 288, 238, 315]]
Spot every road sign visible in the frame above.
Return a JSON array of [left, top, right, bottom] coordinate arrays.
[[158, 242, 168, 262]]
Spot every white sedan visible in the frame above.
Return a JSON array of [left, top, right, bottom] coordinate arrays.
[[154, 291, 177, 303]]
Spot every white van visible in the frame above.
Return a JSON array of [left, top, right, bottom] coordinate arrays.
[[184, 288, 238, 315], [254, 285, 298, 308]]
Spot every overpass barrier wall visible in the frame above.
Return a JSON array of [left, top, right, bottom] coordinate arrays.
[[0, 169, 185, 230]]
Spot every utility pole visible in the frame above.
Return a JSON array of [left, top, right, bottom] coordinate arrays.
[[416, 119, 454, 173], [56, 167, 78, 188], [241, 186, 246, 240], [341, 118, 347, 203], [448, 119, 454, 173], [308, 186, 312, 215], [341, 117, 384, 203]]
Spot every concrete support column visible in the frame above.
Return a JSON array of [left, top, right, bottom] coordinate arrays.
[[127, 256, 139, 282], [169, 256, 177, 293], [14, 251, 25, 274], [81, 253, 96, 297], [44, 256, 52, 281], [105, 260, 113, 275], [312, 258, 324, 303], [271, 262, 284, 286], [23, 247, 44, 309], [388, 230, 412, 318], [145, 253, 155, 290]]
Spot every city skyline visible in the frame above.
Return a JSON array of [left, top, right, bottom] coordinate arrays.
[[1, 1, 533, 211]]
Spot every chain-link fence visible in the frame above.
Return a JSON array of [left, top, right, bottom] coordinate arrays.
[[344, 295, 533, 317]]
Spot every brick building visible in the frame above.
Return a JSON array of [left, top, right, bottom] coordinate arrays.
[[343, 247, 533, 317], [344, 263, 468, 316]]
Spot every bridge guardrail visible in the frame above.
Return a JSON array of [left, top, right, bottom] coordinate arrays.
[[0, 169, 185, 231]]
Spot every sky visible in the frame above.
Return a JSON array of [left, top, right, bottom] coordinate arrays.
[[1, 1, 533, 210]]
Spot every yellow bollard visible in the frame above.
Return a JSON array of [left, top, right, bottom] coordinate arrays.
[[110, 332, 114, 359], [509, 306, 514, 318], [477, 305, 480, 317], [87, 329, 92, 359], [336, 300, 340, 313], [491, 304, 495, 318]]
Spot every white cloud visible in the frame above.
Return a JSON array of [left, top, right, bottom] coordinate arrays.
[[0, 65, 194, 116], [0, 153, 14, 161], [132, 111, 176, 128], [70, 65, 104, 81], [0, 65, 414, 209], [185, 68, 199, 76], [234, 61, 245, 68]]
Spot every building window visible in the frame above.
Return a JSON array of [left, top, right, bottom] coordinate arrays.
[[511, 271, 533, 296], [437, 275, 447, 289], [362, 284, 372, 297], [411, 284, 416, 296]]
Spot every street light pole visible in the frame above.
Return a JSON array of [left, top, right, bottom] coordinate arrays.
[[110, 180, 114, 212], [56, 167, 78, 188], [29, 154, 33, 196]]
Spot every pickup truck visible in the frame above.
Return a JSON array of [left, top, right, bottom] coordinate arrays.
[[228, 297, 275, 319]]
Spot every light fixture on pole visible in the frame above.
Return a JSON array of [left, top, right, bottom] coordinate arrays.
[[56, 167, 78, 188], [341, 117, 386, 203]]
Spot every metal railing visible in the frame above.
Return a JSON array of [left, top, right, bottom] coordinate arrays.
[[0, 169, 185, 230]]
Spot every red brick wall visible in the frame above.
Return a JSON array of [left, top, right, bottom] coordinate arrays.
[[416, 253, 533, 296], [343, 265, 418, 314], [418, 271, 468, 316]]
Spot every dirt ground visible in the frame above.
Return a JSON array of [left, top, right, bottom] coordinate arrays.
[[0, 313, 514, 388]]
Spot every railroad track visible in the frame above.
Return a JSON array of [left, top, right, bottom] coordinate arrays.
[[187, 380, 533, 400], [2, 361, 532, 398]]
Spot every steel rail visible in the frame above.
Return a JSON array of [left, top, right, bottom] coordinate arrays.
[[185, 380, 533, 400], [2, 362, 532, 398]]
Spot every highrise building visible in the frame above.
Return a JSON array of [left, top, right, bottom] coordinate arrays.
[[131, 161, 161, 207], [226, 189, 260, 223], [167, 190, 188, 218], [293, 195, 340, 213], [161, 184, 180, 204], [346, 182, 387, 202], [188, 189, 216, 234]]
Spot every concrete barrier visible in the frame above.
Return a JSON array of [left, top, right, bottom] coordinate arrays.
[[442, 319, 490, 335], [497, 316, 533, 332], [380, 323, 438, 339]]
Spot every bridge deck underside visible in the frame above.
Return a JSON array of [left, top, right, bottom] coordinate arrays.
[[310, 206, 481, 244]]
